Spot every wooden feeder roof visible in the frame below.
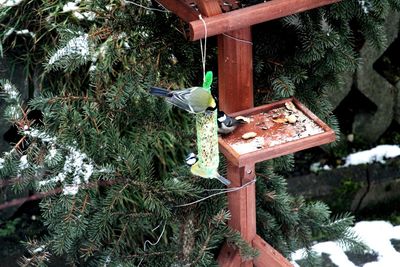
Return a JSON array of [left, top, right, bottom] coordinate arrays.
[[158, 0, 341, 40]]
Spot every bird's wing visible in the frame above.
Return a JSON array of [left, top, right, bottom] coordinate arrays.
[[223, 115, 239, 127], [188, 88, 212, 113], [167, 87, 198, 113]]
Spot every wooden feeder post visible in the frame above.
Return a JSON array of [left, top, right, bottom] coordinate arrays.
[[194, 3, 258, 264], [219, 13, 293, 267], [156, 0, 342, 266], [196, 2, 293, 266], [218, 29, 259, 267], [220, 18, 253, 267]]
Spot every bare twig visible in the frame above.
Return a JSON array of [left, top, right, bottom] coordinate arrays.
[[0, 188, 62, 210], [0, 179, 123, 211]]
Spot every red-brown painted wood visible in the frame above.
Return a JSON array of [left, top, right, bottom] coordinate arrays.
[[226, 164, 256, 238], [218, 28, 253, 114], [157, 0, 200, 22], [217, 164, 256, 267], [253, 235, 294, 267], [218, 244, 248, 267], [218, 98, 336, 167], [216, 25, 256, 267], [220, 130, 335, 167], [196, 0, 222, 17], [190, 0, 341, 40]]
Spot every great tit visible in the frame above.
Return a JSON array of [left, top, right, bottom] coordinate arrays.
[[149, 86, 216, 114], [185, 152, 231, 186], [217, 111, 247, 135]]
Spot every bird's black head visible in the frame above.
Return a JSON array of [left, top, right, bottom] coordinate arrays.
[[185, 152, 198, 166]]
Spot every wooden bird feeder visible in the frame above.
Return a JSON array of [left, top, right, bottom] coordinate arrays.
[[219, 98, 335, 167], [156, 0, 342, 266]]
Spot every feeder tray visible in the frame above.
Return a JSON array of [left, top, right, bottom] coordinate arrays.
[[218, 97, 336, 167]]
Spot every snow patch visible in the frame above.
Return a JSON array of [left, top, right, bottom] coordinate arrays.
[[344, 145, 400, 166], [38, 173, 66, 187], [2, 82, 19, 99], [25, 128, 57, 143], [292, 221, 400, 267], [63, 184, 79, 195], [0, 158, 4, 169], [5, 106, 22, 120], [32, 245, 45, 254], [46, 146, 58, 161], [73, 11, 96, 21], [3, 28, 35, 38], [4, 27, 15, 37], [89, 64, 97, 72], [15, 29, 35, 37], [19, 155, 29, 170], [57, 146, 94, 195], [354, 221, 400, 266], [63, 2, 79, 12], [292, 242, 358, 267], [15, 29, 29, 35], [358, 0, 371, 14], [0, 0, 24, 7], [310, 162, 331, 173], [63, 1, 96, 21]]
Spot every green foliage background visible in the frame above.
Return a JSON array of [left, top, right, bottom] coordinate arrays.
[[1, 0, 399, 266]]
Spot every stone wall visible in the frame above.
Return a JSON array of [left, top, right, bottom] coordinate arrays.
[[327, 11, 400, 142], [287, 157, 400, 212]]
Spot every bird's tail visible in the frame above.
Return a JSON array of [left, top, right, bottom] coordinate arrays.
[[216, 173, 231, 186], [149, 87, 172, 97]]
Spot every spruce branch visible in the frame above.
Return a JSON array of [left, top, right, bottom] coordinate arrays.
[[2, 1, 396, 265]]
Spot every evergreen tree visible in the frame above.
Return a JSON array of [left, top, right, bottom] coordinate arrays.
[[1, 0, 399, 266]]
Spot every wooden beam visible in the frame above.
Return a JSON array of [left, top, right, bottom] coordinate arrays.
[[253, 235, 294, 267], [216, 21, 255, 266], [226, 164, 256, 240], [222, 164, 256, 267], [217, 244, 244, 267], [189, 0, 341, 40], [196, 0, 222, 16], [157, 0, 200, 22], [218, 28, 253, 114]]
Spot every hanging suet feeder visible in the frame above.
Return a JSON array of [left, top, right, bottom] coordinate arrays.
[[191, 71, 230, 185]]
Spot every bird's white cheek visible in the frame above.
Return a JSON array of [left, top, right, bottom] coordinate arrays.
[[218, 115, 227, 122], [186, 158, 197, 165]]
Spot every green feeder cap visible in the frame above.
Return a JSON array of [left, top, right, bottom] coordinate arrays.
[[202, 71, 213, 91]]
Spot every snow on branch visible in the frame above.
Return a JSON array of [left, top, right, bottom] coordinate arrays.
[[24, 127, 110, 196], [0, 0, 24, 7], [2, 80, 20, 100], [1, 80, 23, 121], [4, 28, 36, 38], [48, 33, 89, 66], [357, 0, 371, 14], [63, 1, 96, 21], [0, 158, 4, 170], [1, 80, 113, 196]]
